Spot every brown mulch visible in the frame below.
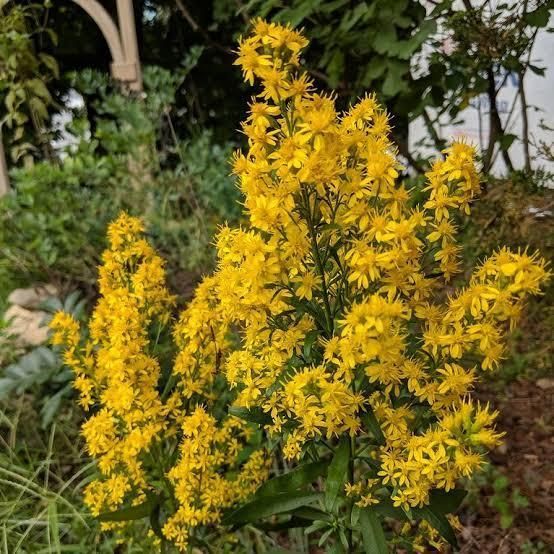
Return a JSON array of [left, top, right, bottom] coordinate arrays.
[[458, 380, 554, 553]]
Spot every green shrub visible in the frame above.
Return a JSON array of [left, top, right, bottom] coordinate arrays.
[[0, 66, 240, 303]]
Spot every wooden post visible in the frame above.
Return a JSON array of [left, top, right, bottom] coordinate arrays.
[[71, 0, 142, 91], [116, 0, 142, 92], [0, 131, 9, 196]]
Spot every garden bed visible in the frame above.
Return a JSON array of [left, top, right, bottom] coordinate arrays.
[[459, 380, 554, 553]]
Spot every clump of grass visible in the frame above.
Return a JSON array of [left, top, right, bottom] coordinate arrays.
[[0, 398, 104, 553]]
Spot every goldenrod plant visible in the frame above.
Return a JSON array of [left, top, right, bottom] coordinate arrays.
[[51, 20, 549, 553]]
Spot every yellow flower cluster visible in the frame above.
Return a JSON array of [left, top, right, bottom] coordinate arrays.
[[51, 213, 270, 550], [172, 275, 229, 399], [163, 407, 270, 550], [52, 19, 550, 551], [424, 248, 548, 371], [215, 19, 547, 511], [401, 516, 462, 553], [51, 213, 176, 518]]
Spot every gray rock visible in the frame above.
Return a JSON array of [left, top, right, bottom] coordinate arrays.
[[536, 378, 554, 390], [4, 304, 49, 346], [7, 285, 57, 310]]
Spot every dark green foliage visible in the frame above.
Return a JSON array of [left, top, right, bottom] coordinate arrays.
[[243, 0, 433, 106], [360, 507, 388, 554]]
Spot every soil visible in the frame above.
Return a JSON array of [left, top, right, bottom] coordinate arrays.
[[458, 379, 554, 553]]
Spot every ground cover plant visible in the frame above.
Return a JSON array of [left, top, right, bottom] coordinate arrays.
[[48, 20, 550, 553]]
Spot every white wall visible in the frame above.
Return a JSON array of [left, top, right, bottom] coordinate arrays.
[[409, 2, 554, 177]]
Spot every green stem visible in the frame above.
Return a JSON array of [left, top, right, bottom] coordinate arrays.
[[347, 432, 356, 551], [302, 185, 334, 335]]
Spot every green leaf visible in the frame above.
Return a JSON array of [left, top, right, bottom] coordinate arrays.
[[373, 499, 408, 521], [524, 5, 551, 27], [360, 508, 389, 554], [372, 24, 396, 54], [528, 64, 546, 76], [258, 516, 318, 532], [414, 505, 458, 547], [338, 527, 349, 552], [303, 330, 320, 363], [360, 57, 387, 86], [5, 89, 16, 112], [305, 519, 330, 535], [292, 506, 332, 522], [362, 408, 385, 445], [29, 97, 48, 120], [222, 491, 323, 526], [498, 133, 517, 151], [149, 502, 164, 540], [26, 78, 51, 102], [98, 496, 158, 522], [428, 488, 467, 514], [395, 20, 437, 59], [277, 1, 318, 27], [325, 437, 350, 512], [47, 501, 61, 554], [0, 378, 16, 397], [39, 53, 60, 79], [256, 460, 329, 497], [351, 504, 361, 527], [382, 61, 408, 97], [41, 385, 71, 428], [326, 50, 345, 88], [228, 405, 272, 425], [258, 505, 332, 532]]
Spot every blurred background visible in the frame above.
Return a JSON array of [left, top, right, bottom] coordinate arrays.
[[0, 1, 552, 552]]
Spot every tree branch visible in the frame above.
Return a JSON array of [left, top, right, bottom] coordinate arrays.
[[174, 0, 233, 55]]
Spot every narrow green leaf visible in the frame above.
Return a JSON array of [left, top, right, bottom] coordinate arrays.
[[304, 519, 330, 535], [428, 488, 467, 514], [360, 508, 389, 554], [325, 437, 350, 512], [528, 64, 546, 76], [318, 527, 335, 548], [228, 406, 272, 425], [524, 5, 550, 27], [303, 330, 320, 362], [414, 506, 458, 547], [351, 504, 361, 527], [149, 502, 164, 540], [373, 499, 408, 521], [498, 133, 517, 151], [291, 506, 332, 522], [258, 516, 316, 532], [41, 385, 71, 428], [222, 491, 323, 526], [362, 408, 385, 445], [47, 502, 61, 554], [338, 528, 349, 551], [256, 460, 329, 497]]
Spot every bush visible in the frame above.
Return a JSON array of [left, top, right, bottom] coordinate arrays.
[[50, 22, 549, 552], [0, 67, 240, 304]]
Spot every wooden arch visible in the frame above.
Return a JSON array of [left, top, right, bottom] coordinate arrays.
[[72, 0, 142, 91]]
